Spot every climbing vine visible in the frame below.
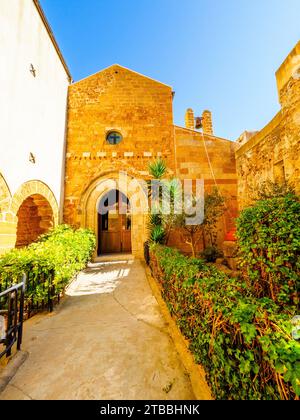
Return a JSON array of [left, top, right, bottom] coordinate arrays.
[[236, 193, 300, 307]]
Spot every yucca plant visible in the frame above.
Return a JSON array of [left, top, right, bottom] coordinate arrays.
[[149, 225, 166, 244], [148, 158, 167, 179], [147, 159, 167, 244], [147, 213, 162, 231], [147, 158, 183, 245], [147, 213, 165, 245]]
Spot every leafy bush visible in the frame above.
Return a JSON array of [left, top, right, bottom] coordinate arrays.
[[0, 225, 96, 306], [236, 193, 300, 307], [150, 244, 300, 400]]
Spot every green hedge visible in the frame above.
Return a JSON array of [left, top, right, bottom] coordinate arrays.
[[0, 225, 96, 304], [236, 194, 300, 307], [150, 244, 300, 400]]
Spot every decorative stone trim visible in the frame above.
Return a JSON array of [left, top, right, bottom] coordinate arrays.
[[97, 152, 107, 158], [10, 181, 59, 226], [144, 152, 152, 157], [82, 152, 91, 158], [124, 152, 134, 157]]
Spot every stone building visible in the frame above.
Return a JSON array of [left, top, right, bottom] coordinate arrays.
[[1, 1, 299, 259], [64, 65, 237, 257], [236, 41, 300, 208], [0, 0, 71, 254]]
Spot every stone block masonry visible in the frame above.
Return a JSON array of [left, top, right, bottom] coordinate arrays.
[[236, 41, 300, 209], [64, 64, 238, 256], [0, 178, 59, 255]]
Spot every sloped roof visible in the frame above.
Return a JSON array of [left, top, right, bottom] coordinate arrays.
[[72, 64, 172, 89]]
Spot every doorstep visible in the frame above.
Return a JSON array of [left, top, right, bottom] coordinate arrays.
[[93, 254, 135, 263]]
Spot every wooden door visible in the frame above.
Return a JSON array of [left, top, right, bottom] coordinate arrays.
[[98, 212, 132, 255], [121, 214, 132, 253]]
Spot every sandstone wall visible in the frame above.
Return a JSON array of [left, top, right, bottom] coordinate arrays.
[[0, 176, 59, 254], [170, 127, 238, 253], [64, 65, 238, 256], [236, 41, 300, 208], [15, 194, 54, 248], [64, 64, 176, 230]]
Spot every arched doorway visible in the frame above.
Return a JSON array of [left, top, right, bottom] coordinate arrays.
[[79, 171, 148, 259], [16, 194, 54, 248], [97, 189, 132, 255]]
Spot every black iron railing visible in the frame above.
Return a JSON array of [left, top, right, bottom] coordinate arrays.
[[0, 275, 26, 359], [0, 269, 59, 319]]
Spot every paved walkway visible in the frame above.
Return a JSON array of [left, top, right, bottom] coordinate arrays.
[[0, 258, 194, 400]]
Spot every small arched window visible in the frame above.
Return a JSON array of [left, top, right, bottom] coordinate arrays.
[[106, 131, 123, 145]]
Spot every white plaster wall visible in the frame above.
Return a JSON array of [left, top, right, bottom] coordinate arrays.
[[0, 0, 69, 208]]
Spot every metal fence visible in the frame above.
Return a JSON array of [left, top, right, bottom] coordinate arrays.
[[0, 269, 59, 319], [0, 276, 26, 359], [0, 268, 62, 359]]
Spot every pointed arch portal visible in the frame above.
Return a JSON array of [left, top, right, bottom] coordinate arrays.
[[79, 172, 148, 259], [98, 189, 132, 255]]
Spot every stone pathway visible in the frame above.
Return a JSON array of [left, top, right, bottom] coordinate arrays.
[[0, 257, 194, 400]]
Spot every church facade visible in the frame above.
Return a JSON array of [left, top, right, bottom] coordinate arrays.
[[0, 1, 299, 259], [64, 64, 238, 257]]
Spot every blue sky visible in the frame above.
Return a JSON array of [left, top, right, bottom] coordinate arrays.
[[40, 0, 300, 140]]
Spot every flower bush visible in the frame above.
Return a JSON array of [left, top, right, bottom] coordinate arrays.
[[150, 244, 300, 400], [0, 225, 96, 305]]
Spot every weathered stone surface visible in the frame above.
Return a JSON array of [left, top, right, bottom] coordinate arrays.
[[236, 41, 300, 208], [0, 180, 59, 254], [202, 110, 214, 136], [15, 194, 54, 248], [185, 108, 195, 130], [64, 65, 238, 256]]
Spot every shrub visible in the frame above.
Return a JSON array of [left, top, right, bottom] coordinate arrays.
[[236, 193, 300, 307], [150, 244, 300, 400], [0, 225, 96, 306]]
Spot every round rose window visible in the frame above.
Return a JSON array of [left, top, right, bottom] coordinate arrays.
[[106, 131, 123, 145]]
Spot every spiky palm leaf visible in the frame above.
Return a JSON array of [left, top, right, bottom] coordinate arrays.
[[148, 159, 167, 180], [161, 178, 182, 209], [147, 213, 162, 231], [149, 225, 166, 244]]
